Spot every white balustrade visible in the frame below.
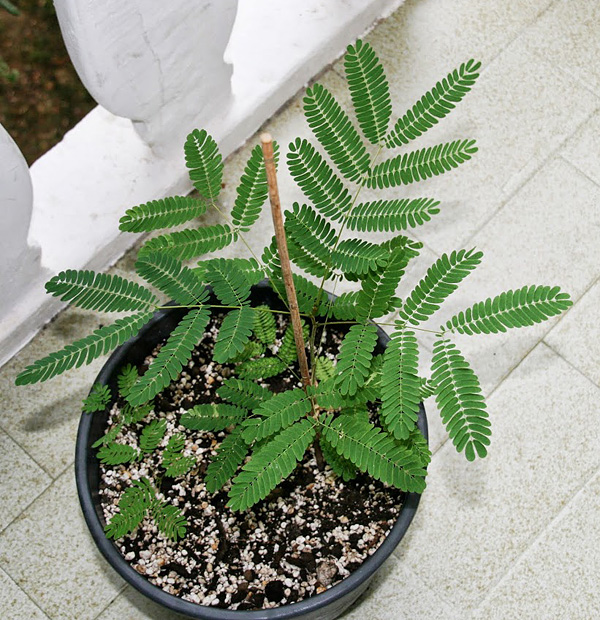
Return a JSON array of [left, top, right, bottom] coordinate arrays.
[[0, 0, 405, 368]]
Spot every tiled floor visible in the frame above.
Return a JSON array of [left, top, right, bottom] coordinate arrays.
[[1, 0, 599, 618]]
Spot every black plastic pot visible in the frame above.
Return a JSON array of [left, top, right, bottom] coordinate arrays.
[[75, 281, 428, 620]]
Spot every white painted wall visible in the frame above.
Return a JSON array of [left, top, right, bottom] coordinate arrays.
[[0, 0, 406, 368]]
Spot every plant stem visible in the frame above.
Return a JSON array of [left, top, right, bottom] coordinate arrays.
[[261, 133, 312, 389]]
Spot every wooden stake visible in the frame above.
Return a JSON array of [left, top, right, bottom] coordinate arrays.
[[261, 133, 312, 388]]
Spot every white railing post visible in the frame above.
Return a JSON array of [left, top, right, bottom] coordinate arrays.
[[53, 0, 239, 152]]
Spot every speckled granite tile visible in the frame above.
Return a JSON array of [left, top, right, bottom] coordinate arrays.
[[0, 428, 51, 533], [0, 466, 124, 620], [518, 0, 600, 94], [562, 111, 600, 186], [545, 278, 600, 387], [96, 585, 185, 620], [0, 309, 110, 478], [413, 157, 600, 396], [340, 555, 458, 620], [394, 343, 600, 610], [0, 566, 48, 620], [473, 473, 600, 620]]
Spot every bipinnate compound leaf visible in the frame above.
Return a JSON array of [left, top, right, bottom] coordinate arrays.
[[286, 138, 352, 221], [231, 142, 278, 232], [303, 83, 371, 182], [241, 388, 313, 444], [431, 338, 490, 461], [15, 311, 154, 385], [204, 258, 251, 306], [139, 419, 167, 453], [213, 307, 255, 363], [45, 270, 158, 313], [97, 442, 139, 465], [117, 364, 138, 398], [205, 427, 249, 493], [320, 435, 358, 481], [285, 203, 336, 278], [119, 196, 207, 233], [445, 285, 573, 335], [184, 129, 223, 201], [399, 249, 482, 325], [228, 418, 317, 511], [367, 139, 477, 189], [162, 433, 195, 478], [236, 356, 287, 381], [344, 39, 392, 145], [150, 500, 188, 541], [252, 306, 277, 345], [380, 328, 420, 440], [127, 308, 210, 406], [386, 60, 481, 148], [136, 252, 208, 306], [138, 225, 234, 262], [217, 378, 273, 410], [335, 323, 378, 396], [104, 478, 154, 539], [82, 383, 111, 413], [180, 404, 248, 431], [322, 415, 426, 492], [346, 198, 441, 232], [331, 238, 388, 277]]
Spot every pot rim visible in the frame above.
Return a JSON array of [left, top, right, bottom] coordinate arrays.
[[75, 281, 428, 619]]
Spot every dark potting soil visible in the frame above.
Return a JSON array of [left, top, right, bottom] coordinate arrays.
[[98, 313, 405, 610]]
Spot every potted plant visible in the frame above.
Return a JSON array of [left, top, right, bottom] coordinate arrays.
[[16, 40, 572, 618]]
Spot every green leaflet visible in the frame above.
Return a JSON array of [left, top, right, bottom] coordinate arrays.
[[104, 478, 154, 539], [286, 138, 352, 220], [320, 435, 357, 481], [204, 258, 252, 306], [322, 415, 427, 492], [236, 356, 287, 381], [228, 418, 317, 511], [217, 378, 273, 409], [213, 307, 255, 363], [82, 383, 111, 413], [241, 388, 313, 443], [180, 403, 248, 431], [346, 198, 441, 232], [16, 311, 154, 385], [303, 83, 371, 182], [119, 196, 207, 233], [136, 252, 208, 306], [386, 60, 481, 148], [367, 139, 477, 189], [314, 356, 336, 381], [431, 338, 490, 461], [231, 143, 278, 232], [127, 307, 211, 406], [150, 501, 188, 541], [399, 249, 482, 325], [45, 270, 157, 313], [138, 225, 234, 262], [445, 285, 572, 335], [335, 323, 378, 396], [344, 39, 392, 145], [201, 257, 264, 287], [205, 427, 249, 493], [380, 328, 420, 440], [97, 442, 139, 465], [162, 433, 195, 477], [184, 129, 223, 201]]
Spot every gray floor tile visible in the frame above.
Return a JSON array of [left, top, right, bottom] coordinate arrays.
[[0, 566, 49, 620], [0, 428, 51, 533], [0, 467, 124, 620], [474, 472, 600, 620], [545, 278, 600, 387], [519, 0, 600, 95], [394, 343, 600, 610], [96, 586, 185, 620], [562, 111, 600, 186]]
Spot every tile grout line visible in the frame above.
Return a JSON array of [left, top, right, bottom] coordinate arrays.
[[0, 421, 56, 480], [471, 466, 600, 615], [558, 152, 600, 191], [542, 339, 600, 391], [1, 565, 52, 619], [90, 583, 129, 620]]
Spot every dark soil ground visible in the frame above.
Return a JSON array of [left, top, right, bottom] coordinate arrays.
[[0, 0, 95, 164]]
